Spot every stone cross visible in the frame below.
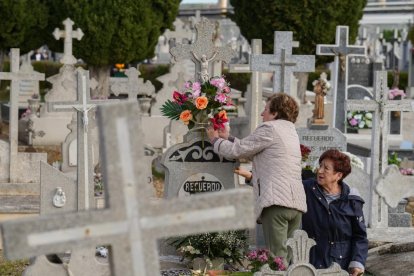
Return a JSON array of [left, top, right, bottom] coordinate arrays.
[[251, 31, 315, 95], [254, 230, 348, 275], [346, 70, 414, 227], [0, 101, 255, 276], [53, 18, 84, 65], [170, 17, 236, 83], [48, 68, 103, 210], [229, 39, 263, 132], [317, 25, 366, 132], [110, 67, 155, 101], [0, 48, 44, 182]]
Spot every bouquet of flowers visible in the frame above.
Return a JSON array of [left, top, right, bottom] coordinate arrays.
[[342, 151, 364, 170], [300, 144, 313, 171], [160, 76, 233, 131], [388, 88, 406, 100], [346, 111, 373, 129], [168, 230, 248, 266], [246, 249, 286, 273]]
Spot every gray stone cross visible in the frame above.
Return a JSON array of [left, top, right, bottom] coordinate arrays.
[[170, 17, 236, 83], [110, 67, 155, 101], [0, 48, 45, 182], [48, 68, 103, 210], [317, 25, 366, 132], [53, 18, 84, 65], [251, 31, 315, 95], [346, 70, 414, 227], [229, 39, 263, 132], [0, 101, 255, 276]]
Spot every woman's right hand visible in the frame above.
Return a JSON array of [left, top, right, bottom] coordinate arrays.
[[234, 167, 252, 181]]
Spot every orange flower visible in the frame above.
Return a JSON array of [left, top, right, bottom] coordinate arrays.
[[179, 110, 192, 125], [218, 110, 227, 120], [195, 96, 208, 110]]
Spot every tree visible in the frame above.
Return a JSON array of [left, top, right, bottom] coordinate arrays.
[[230, 0, 366, 57], [230, 0, 366, 101], [45, 0, 181, 97], [0, 0, 49, 72]]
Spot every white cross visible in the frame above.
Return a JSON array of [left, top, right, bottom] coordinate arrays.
[[53, 18, 84, 65], [317, 25, 366, 132], [0, 48, 44, 182], [0, 101, 255, 276], [251, 31, 315, 95], [346, 70, 414, 227]]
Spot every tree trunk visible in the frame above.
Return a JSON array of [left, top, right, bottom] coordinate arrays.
[[89, 65, 111, 99], [295, 72, 309, 104]]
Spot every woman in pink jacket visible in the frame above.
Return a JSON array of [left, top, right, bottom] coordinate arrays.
[[207, 93, 307, 263]]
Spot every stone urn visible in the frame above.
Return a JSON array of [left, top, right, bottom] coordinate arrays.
[[28, 98, 41, 117]]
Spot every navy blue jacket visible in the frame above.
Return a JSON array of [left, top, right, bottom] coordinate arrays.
[[302, 179, 368, 270]]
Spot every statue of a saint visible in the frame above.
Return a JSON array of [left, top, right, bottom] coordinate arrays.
[[53, 187, 66, 208], [312, 73, 331, 125], [192, 51, 217, 83]]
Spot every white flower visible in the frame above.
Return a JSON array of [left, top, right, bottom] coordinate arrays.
[[358, 121, 365, 128], [365, 112, 372, 119], [342, 151, 364, 170], [366, 120, 372, 128]]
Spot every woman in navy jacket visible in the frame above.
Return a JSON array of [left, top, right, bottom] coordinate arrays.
[[302, 149, 368, 276]]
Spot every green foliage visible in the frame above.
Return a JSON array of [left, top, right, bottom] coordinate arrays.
[[0, 0, 49, 53], [222, 69, 251, 96], [168, 230, 249, 265], [388, 152, 401, 167], [160, 100, 183, 120], [44, 0, 180, 66], [138, 64, 170, 92], [230, 0, 366, 65], [0, 250, 29, 276], [387, 71, 408, 90]]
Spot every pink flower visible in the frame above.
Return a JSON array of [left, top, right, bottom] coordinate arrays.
[[192, 82, 201, 91], [247, 250, 258, 260], [222, 86, 230, 93], [184, 82, 191, 89], [192, 90, 201, 98], [210, 77, 226, 89], [215, 93, 227, 103], [388, 88, 406, 100], [257, 253, 268, 263], [349, 118, 358, 126]]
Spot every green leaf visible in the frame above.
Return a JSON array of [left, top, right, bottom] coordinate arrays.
[[160, 100, 182, 120]]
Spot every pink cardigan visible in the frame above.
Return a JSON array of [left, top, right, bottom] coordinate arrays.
[[213, 120, 307, 220]]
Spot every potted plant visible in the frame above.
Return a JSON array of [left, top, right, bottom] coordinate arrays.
[[300, 144, 315, 180]]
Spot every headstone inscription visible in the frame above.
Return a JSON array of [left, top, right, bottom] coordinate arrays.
[[251, 31, 315, 95], [0, 101, 255, 276], [317, 25, 366, 132], [0, 48, 45, 182], [296, 127, 347, 167], [229, 39, 263, 132], [170, 17, 236, 83], [346, 70, 414, 228], [161, 131, 239, 198]]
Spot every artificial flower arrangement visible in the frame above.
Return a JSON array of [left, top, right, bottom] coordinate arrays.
[[346, 111, 373, 129], [388, 87, 406, 100], [342, 151, 364, 170], [168, 230, 249, 268], [160, 76, 232, 131], [300, 144, 313, 171], [246, 249, 286, 273]]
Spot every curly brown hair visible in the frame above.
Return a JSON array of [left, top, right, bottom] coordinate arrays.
[[267, 93, 299, 123], [319, 149, 352, 180]]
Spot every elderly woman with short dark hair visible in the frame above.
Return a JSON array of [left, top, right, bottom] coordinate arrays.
[[207, 93, 307, 264], [302, 149, 368, 276]]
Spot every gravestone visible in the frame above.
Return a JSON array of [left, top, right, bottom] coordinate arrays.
[[251, 31, 315, 95], [0, 48, 45, 183], [18, 18, 84, 146], [348, 57, 382, 87], [161, 131, 239, 198], [0, 101, 255, 276], [19, 55, 40, 108], [317, 25, 366, 132], [254, 230, 348, 276], [296, 127, 347, 167]]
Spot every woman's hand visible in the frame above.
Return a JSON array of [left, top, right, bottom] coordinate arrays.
[[218, 125, 230, 139], [234, 167, 252, 181], [349, 267, 364, 276], [206, 127, 219, 142]]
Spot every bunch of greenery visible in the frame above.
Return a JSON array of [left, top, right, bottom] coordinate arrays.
[[168, 230, 249, 266]]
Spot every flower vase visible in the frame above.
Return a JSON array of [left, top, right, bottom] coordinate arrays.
[[189, 122, 210, 148], [28, 98, 40, 117]]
